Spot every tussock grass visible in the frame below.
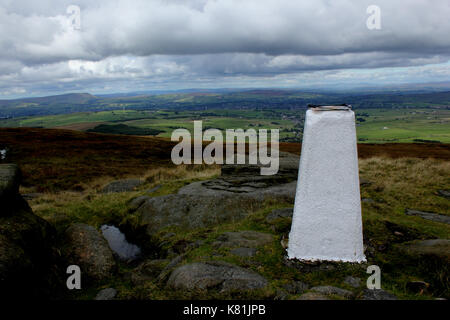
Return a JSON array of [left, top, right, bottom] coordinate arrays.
[[359, 157, 449, 238], [143, 164, 221, 184], [30, 164, 220, 232], [357, 157, 449, 298]]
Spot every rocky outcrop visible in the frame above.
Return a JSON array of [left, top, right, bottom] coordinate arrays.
[[135, 152, 299, 237], [297, 292, 330, 300], [128, 195, 151, 212], [437, 189, 450, 200], [405, 209, 450, 225], [102, 178, 143, 193], [167, 261, 268, 292], [230, 247, 257, 257], [361, 289, 397, 300], [0, 164, 61, 299], [177, 152, 299, 199], [310, 285, 354, 299], [178, 179, 297, 200], [63, 223, 116, 281], [136, 194, 262, 236], [95, 288, 117, 300]]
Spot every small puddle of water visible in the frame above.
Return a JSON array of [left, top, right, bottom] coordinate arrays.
[[101, 225, 141, 261]]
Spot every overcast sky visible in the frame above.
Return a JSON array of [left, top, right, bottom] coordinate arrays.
[[0, 0, 449, 98]]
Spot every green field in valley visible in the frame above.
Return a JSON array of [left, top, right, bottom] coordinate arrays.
[[355, 109, 450, 143], [1, 108, 449, 143]]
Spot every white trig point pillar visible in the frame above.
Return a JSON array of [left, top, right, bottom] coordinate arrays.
[[287, 105, 366, 262]]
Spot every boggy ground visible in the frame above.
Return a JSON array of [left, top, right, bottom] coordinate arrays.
[[0, 128, 449, 300]]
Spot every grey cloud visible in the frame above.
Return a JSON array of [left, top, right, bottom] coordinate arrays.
[[2, 0, 450, 64], [0, 0, 449, 97]]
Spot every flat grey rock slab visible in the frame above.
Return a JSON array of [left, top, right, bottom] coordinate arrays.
[[405, 209, 450, 224], [437, 189, 450, 200], [178, 179, 297, 201], [310, 286, 354, 299], [296, 292, 330, 300], [102, 179, 143, 193], [178, 152, 299, 200], [221, 151, 299, 177], [167, 261, 268, 292], [95, 288, 117, 300], [230, 247, 257, 257], [361, 289, 397, 300]]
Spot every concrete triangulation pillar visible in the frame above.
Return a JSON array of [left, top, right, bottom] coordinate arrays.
[[287, 105, 366, 263]]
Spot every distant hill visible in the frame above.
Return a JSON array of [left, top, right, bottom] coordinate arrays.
[[0, 93, 98, 106], [0, 93, 102, 118], [0, 89, 449, 118]]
